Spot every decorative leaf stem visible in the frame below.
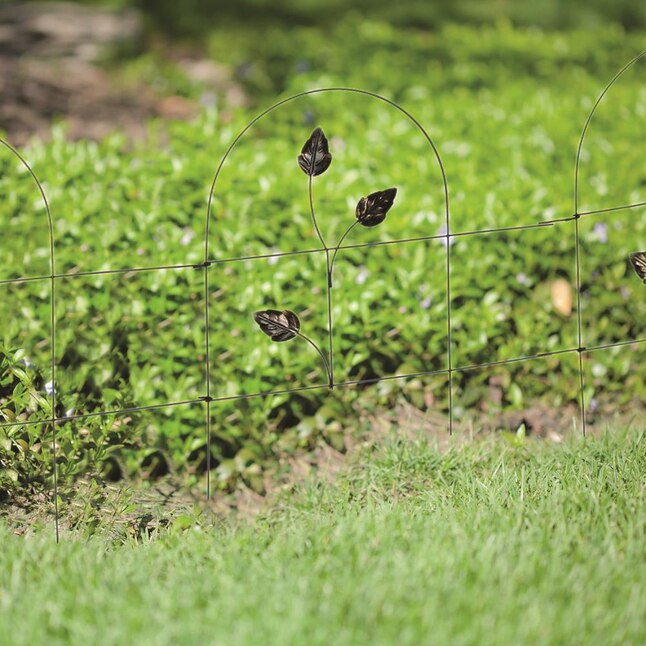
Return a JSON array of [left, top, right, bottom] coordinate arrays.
[[301, 126, 331, 250], [308, 173, 328, 251], [329, 220, 359, 286], [299, 128, 335, 386], [254, 310, 332, 386], [254, 127, 398, 392], [328, 188, 397, 288]]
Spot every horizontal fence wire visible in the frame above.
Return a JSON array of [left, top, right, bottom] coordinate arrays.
[[542, 201, 646, 224], [3, 336, 646, 430], [2, 202, 645, 287], [1, 52, 644, 542]]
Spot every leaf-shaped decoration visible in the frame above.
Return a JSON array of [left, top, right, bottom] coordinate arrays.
[[355, 187, 398, 227], [630, 251, 646, 284], [253, 309, 301, 342], [298, 127, 332, 176]]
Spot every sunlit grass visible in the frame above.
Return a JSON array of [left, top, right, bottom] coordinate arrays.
[[1, 428, 644, 644]]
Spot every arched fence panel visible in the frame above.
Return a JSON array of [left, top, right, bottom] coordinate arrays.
[[0, 51, 644, 541]]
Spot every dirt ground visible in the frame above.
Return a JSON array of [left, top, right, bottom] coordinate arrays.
[[2, 394, 636, 540], [0, 2, 246, 145]]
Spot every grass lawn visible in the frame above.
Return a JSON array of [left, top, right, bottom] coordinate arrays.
[[1, 428, 644, 645]]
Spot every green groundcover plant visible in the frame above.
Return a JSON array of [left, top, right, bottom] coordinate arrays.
[[0, 24, 644, 501]]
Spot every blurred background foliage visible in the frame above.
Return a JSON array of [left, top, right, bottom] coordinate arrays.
[[1, 0, 645, 504], [35, 0, 646, 34]]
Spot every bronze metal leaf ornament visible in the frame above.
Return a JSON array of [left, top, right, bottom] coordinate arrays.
[[253, 308, 332, 387], [254, 309, 301, 342], [629, 251, 646, 284], [355, 187, 398, 227], [298, 127, 332, 177]]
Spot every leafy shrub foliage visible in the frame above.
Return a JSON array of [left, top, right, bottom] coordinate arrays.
[[1, 24, 644, 498]]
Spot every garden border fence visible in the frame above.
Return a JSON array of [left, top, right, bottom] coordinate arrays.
[[1, 51, 645, 542]]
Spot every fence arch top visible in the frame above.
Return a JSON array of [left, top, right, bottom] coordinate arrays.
[[202, 87, 451, 263], [0, 138, 56, 277], [200, 87, 456, 436], [574, 50, 646, 215]]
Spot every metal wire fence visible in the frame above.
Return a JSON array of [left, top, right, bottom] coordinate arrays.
[[0, 51, 645, 542]]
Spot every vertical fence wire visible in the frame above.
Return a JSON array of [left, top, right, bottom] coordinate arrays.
[[444, 188, 453, 436], [202, 169, 214, 498], [203, 263, 212, 499], [573, 216, 587, 437]]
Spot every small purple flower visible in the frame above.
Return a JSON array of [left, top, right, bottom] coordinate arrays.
[[295, 60, 311, 74], [356, 267, 370, 285], [420, 297, 432, 310], [516, 272, 529, 286], [589, 398, 598, 413], [236, 62, 253, 80], [593, 222, 608, 244], [180, 228, 195, 246]]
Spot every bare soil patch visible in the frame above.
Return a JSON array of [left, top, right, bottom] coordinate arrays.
[[0, 2, 245, 145]]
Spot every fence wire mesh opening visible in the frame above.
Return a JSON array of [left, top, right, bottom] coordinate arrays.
[[0, 51, 645, 541]]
